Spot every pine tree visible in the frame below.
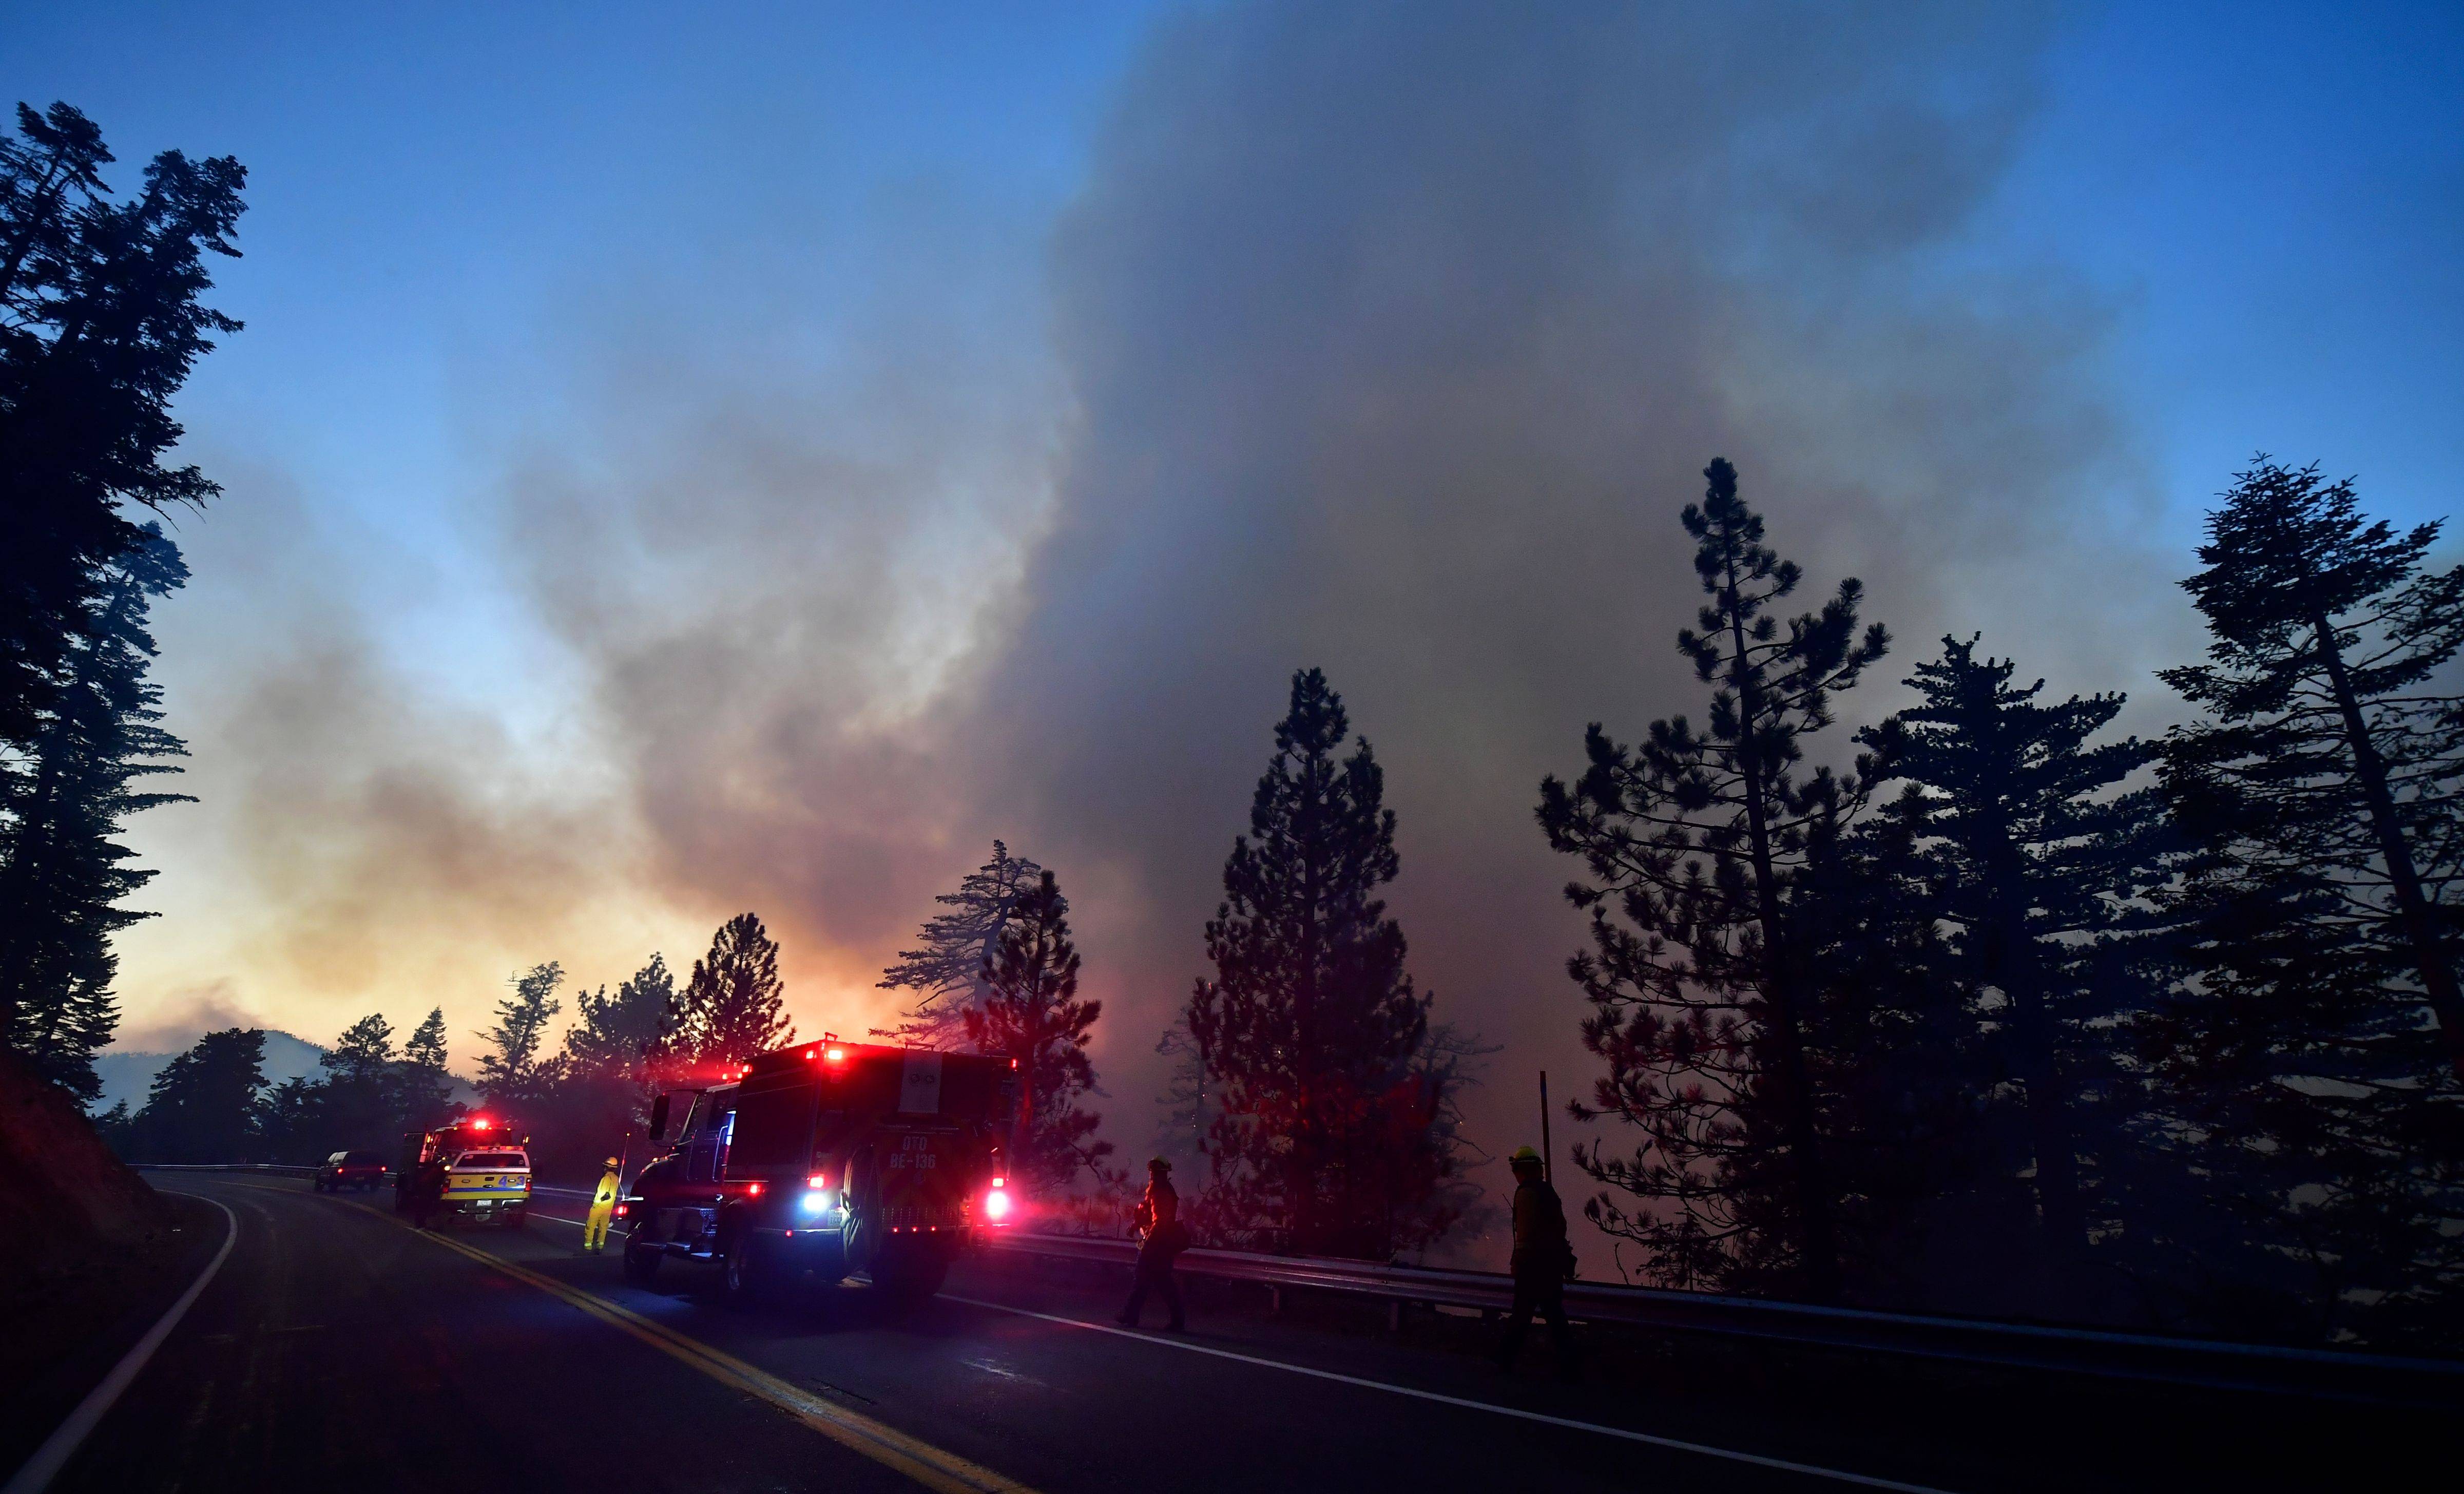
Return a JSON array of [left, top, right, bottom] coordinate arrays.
[[476, 962, 563, 1103], [395, 1004, 456, 1128], [1188, 668, 1462, 1258], [659, 914, 795, 1072], [1, 105, 241, 1063], [403, 1006, 450, 1070], [127, 1027, 264, 1163], [1537, 457, 1886, 1300], [1152, 1014, 1218, 1176], [1860, 636, 2174, 1308], [877, 841, 1045, 1048], [1, 103, 243, 797], [324, 1012, 395, 1080], [962, 869, 1111, 1192], [561, 954, 672, 1079], [2146, 457, 2464, 1347], [0, 526, 191, 1098], [2161, 457, 2464, 1072], [1780, 801, 1981, 1306]]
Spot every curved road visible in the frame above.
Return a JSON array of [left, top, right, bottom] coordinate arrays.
[[32, 1176, 2406, 1493]]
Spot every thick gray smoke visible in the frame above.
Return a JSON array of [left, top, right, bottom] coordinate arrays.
[[152, 3, 2190, 1267], [958, 1, 2177, 1257]]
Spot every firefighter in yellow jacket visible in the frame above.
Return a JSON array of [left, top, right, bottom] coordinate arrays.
[[583, 1157, 621, 1253]]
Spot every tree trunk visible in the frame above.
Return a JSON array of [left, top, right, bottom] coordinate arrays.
[[2314, 617, 2464, 1079], [1728, 562, 1841, 1304], [1984, 896, 2088, 1289]]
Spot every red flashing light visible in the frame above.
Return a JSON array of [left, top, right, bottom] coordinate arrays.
[[804, 1046, 818, 1060], [824, 1047, 846, 1063], [984, 1189, 1013, 1222], [471, 1118, 491, 1129], [613, 1203, 629, 1217], [1009, 1058, 1018, 1070], [747, 1180, 764, 1197], [806, 1174, 827, 1190], [991, 1176, 1005, 1189]]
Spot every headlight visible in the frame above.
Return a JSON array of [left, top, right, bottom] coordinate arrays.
[[984, 1190, 1012, 1222]]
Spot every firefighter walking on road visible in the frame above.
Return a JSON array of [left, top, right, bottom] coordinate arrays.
[[583, 1156, 621, 1253], [1495, 1145, 1577, 1379], [1119, 1157, 1189, 1332]]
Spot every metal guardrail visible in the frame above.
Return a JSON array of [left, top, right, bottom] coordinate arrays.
[[992, 1233, 2463, 1405], [138, 1163, 319, 1178]]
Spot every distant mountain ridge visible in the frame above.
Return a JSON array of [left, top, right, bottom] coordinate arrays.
[[89, 1031, 479, 1115]]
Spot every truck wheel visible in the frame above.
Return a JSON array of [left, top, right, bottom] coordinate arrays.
[[873, 1250, 949, 1305], [721, 1236, 766, 1307], [623, 1236, 662, 1286]]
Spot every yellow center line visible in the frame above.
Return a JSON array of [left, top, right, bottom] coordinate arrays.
[[228, 1180, 1038, 1494]]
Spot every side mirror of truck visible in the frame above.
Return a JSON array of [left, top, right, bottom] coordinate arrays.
[[649, 1093, 670, 1141]]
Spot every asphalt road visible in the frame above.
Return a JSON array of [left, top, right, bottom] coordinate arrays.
[[27, 1176, 2419, 1494]]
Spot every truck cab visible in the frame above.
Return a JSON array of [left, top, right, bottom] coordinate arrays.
[[620, 1039, 1018, 1305]]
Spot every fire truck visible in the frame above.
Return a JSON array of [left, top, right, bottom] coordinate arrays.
[[620, 1038, 1018, 1305], [392, 1115, 531, 1229]]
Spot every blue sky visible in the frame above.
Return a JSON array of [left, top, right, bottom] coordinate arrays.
[[11, 2, 2460, 1260]]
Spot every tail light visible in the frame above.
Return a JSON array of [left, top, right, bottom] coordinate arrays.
[[747, 1180, 764, 1197], [613, 1203, 629, 1217]]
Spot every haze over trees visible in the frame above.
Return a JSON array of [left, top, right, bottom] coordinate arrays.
[[0, 102, 244, 1101], [1535, 454, 2463, 1346]]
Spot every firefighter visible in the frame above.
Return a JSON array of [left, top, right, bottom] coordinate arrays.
[[1495, 1145, 1577, 1379], [1118, 1156, 1188, 1332], [583, 1156, 622, 1253], [412, 1153, 447, 1229]]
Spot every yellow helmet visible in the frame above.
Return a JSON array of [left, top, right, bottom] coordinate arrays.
[[1509, 1145, 1543, 1164], [604, 1157, 621, 1169]]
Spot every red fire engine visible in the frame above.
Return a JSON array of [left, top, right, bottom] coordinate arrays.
[[619, 1038, 1018, 1304]]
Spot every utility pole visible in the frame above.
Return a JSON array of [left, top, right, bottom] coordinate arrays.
[[1538, 1070, 1553, 1185]]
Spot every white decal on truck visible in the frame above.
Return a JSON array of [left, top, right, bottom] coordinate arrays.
[[898, 1049, 944, 1114]]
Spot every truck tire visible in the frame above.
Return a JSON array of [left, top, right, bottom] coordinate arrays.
[[622, 1234, 662, 1286], [721, 1234, 765, 1307], [872, 1247, 949, 1305]]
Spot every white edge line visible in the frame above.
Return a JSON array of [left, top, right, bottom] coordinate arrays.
[[941, 1294, 1963, 1494], [3, 1197, 240, 1494]]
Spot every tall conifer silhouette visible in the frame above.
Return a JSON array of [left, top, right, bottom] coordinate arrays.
[[964, 869, 1110, 1192], [2161, 457, 2464, 1075], [1539, 457, 1884, 1300], [1862, 635, 2172, 1305], [661, 913, 795, 1071], [1189, 668, 1454, 1257], [877, 841, 1045, 1049], [2149, 458, 2464, 1345]]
